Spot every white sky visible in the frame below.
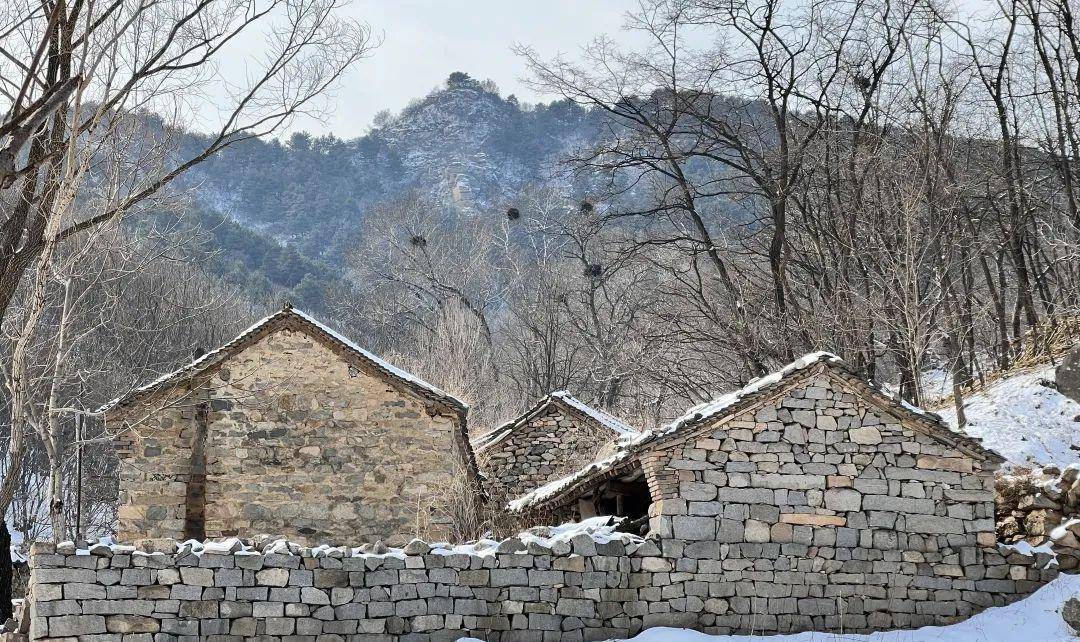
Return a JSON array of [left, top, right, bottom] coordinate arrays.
[[287, 0, 642, 138], [248, 0, 993, 139]]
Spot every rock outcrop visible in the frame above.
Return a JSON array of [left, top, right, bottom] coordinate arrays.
[[1064, 596, 1080, 634], [1056, 343, 1080, 403]]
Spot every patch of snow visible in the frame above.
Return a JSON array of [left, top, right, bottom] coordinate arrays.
[[999, 541, 1058, 567], [882, 367, 954, 402], [921, 367, 954, 400], [52, 518, 636, 561], [459, 573, 1080, 641], [1051, 519, 1079, 542], [937, 364, 1080, 468], [430, 516, 641, 557], [663, 351, 842, 434]]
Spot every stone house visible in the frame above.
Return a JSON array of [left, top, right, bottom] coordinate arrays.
[[473, 391, 638, 502], [28, 351, 1056, 640], [511, 352, 1013, 632], [100, 305, 478, 546]]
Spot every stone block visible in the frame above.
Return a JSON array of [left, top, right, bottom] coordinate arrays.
[[824, 488, 862, 512], [673, 516, 716, 540], [104, 615, 159, 634], [849, 427, 882, 445], [744, 520, 770, 543], [48, 615, 107, 637], [301, 586, 330, 605], [255, 568, 290, 587], [906, 515, 964, 535], [178, 567, 213, 587], [779, 513, 846, 527]]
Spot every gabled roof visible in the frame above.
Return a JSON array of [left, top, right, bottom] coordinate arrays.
[[473, 390, 638, 453], [96, 305, 467, 417], [509, 351, 1005, 512]]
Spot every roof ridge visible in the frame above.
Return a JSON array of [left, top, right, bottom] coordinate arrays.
[[472, 390, 639, 453], [548, 391, 638, 437], [508, 351, 1004, 513], [97, 308, 465, 415]]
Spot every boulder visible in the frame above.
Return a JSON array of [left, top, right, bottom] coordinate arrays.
[[1024, 508, 1063, 536], [997, 515, 1021, 540], [1063, 597, 1080, 634], [1059, 553, 1080, 572], [1068, 479, 1080, 507], [1056, 343, 1080, 403], [1019, 493, 1062, 511]]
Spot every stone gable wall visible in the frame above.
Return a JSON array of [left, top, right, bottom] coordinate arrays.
[[476, 406, 617, 500], [23, 530, 1052, 642], [114, 391, 204, 541], [113, 329, 468, 546], [640, 368, 1011, 632]]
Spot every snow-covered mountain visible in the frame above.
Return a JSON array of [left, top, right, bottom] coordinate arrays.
[[179, 72, 602, 264]]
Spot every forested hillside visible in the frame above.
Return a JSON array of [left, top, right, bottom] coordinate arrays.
[[176, 72, 601, 261]]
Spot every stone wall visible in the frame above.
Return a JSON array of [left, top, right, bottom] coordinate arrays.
[[23, 524, 1053, 642], [114, 390, 204, 540], [635, 367, 1025, 632], [997, 464, 1080, 571], [113, 329, 469, 546], [476, 406, 619, 501]]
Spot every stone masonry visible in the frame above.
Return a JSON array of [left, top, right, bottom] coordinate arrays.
[[108, 307, 477, 546], [511, 354, 1051, 634], [475, 393, 637, 501], [23, 523, 1053, 642], [50, 350, 1060, 641], [640, 363, 1024, 633]]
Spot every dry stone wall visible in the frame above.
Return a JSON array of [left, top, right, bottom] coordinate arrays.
[[997, 464, 1080, 570], [477, 407, 618, 501], [636, 369, 1038, 633], [23, 522, 1053, 642], [114, 329, 468, 546]]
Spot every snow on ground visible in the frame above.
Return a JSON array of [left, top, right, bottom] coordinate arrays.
[[920, 367, 953, 400], [457, 573, 1080, 642], [936, 364, 1080, 469]]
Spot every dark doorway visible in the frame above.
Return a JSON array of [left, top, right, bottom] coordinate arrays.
[[576, 465, 651, 533]]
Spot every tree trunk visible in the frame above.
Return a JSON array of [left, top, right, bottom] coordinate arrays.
[[0, 521, 12, 622]]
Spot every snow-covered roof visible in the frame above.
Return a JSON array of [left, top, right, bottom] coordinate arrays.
[[96, 305, 467, 415], [510, 351, 1004, 512], [473, 390, 638, 453]]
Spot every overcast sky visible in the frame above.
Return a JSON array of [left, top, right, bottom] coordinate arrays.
[[276, 0, 993, 139], [288, 0, 641, 138]]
